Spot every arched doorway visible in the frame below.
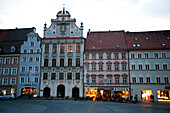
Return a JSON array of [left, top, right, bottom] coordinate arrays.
[[72, 87, 79, 98], [57, 85, 65, 98], [43, 87, 51, 97]]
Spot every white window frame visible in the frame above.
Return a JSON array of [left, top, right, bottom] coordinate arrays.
[[28, 66, 33, 72], [21, 77, 25, 83], [21, 66, 26, 72], [12, 57, 18, 64], [11, 68, 17, 75], [35, 77, 39, 83], [2, 78, 8, 85], [0, 58, 3, 64], [5, 58, 10, 64], [22, 57, 26, 62], [10, 78, 16, 85], [35, 66, 39, 72], [0, 68, 2, 75], [3, 68, 9, 75]]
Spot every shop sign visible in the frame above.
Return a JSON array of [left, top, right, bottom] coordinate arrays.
[[165, 86, 170, 89]]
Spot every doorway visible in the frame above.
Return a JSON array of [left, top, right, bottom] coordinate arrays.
[[57, 85, 65, 98], [72, 87, 79, 98], [43, 87, 51, 97]]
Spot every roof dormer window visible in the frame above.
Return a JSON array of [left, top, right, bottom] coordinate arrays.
[[137, 44, 140, 47], [167, 37, 170, 40], [135, 37, 138, 40], [133, 44, 136, 47], [162, 43, 166, 46], [11, 46, 16, 52], [92, 46, 95, 49], [146, 37, 149, 40], [30, 42, 34, 46]]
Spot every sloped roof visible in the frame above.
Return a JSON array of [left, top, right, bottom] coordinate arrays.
[[126, 30, 170, 50], [85, 31, 127, 51], [0, 27, 35, 54]]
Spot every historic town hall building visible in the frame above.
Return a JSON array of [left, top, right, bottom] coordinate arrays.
[[40, 7, 85, 98]]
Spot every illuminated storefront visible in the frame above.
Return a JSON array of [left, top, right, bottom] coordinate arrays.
[[11, 88, 15, 94], [157, 90, 170, 101], [114, 91, 129, 99], [85, 88, 97, 100], [21, 87, 37, 97], [141, 90, 152, 100]]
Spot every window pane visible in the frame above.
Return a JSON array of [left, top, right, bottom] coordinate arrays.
[[76, 43, 80, 53], [60, 43, 65, 53], [45, 43, 49, 53], [53, 43, 57, 53], [60, 59, 64, 67], [68, 43, 73, 53]]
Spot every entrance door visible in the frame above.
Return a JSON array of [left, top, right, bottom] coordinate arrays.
[[43, 87, 50, 97], [57, 85, 65, 98], [72, 87, 79, 98]]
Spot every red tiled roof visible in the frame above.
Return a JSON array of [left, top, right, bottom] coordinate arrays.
[[85, 31, 127, 51], [126, 30, 170, 50], [0, 28, 35, 54]]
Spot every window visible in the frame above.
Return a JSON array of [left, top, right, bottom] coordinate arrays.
[[37, 49, 40, 53], [24, 49, 27, 53], [59, 73, 64, 80], [76, 73, 80, 80], [107, 53, 111, 59], [35, 66, 39, 72], [29, 57, 33, 62], [35, 77, 38, 83], [99, 77, 103, 83], [44, 59, 48, 67], [21, 66, 25, 72], [123, 77, 127, 83], [76, 58, 80, 67], [122, 53, 126, 59], [92, 64, 96, 71], [114, 53, 119, 59], [60, 59, 64, 67], [138, 65, 142, 70], [99, 54, 103, 59], [36, 57, 39, 61], [85, 64, 89, 71], [107, 77, 112, 83], [12, 58, 18, 64], [138, 53, 142, 58], [99, 64, 103, 71], [132, 77, 136, 83], [3, 68, 9, 75], [164, 77, 169, 83], [145, 53, 149, 58], [2, 78, 8, 85], [68, 59, 72, 67], [60, 43, 65, 53], [10, 78, 16, 84], [43, 73, 48, 80], [155, 64, 159, 70], [45, 43, 49, 53], [154, 53, 158, 58], [86, 76, 89, 83], [30, 49, 33, 53], [51, 73, 56, 80], [139, 77, 143, 83], [163, 64, 167, 70], [5, 58, 10, 64], [114, 64, 119, 71], [107, 64, 112, 71], [76, 43, 80, 53], [122, 65, 127, 71], [52, 59, 56, 67], [146, 77, 150, 83], [52, 43, 57, 53], [27, 77, 31, 83], [28, 66, 32, 72], [30, 42, 34, 46], [156, 77, 161, 83], [131, 54, 135, 58], [0, 58, 3, 64], [0, 68, 2, 75], [67, 73, 72, 80], [11, 68, 17, 75], [115, 77, 119, 83], [21, 78, 25, 83], [92, 77, 96, 83], [92, 54, 96, 59], [162, 53, 166, 58], [68, 43, 73, 53], [145, 64, 149, 70], [22, 57, 26, 62], [132, 65, 135, 70], [85, 54, 89, 60]]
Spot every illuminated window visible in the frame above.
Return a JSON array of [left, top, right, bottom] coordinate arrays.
[[51, 73, 56, 80], [68, 43, 73, 53], [76, 73, 80, 80], [67, 73, 72, 80], [76, 43, 80, 53], [59, 73, 64, 80], [52, 43, 57, 53], [60, 43, 65, 53], [45, 43, 49, 53]]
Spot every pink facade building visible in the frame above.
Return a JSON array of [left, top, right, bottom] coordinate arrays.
[[84, 30, 130, 100]]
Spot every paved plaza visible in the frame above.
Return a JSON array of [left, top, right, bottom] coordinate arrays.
[[0, 99, 170, 113]]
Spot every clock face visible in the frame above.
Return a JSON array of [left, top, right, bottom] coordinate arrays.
[[60, 24, 66, 36]]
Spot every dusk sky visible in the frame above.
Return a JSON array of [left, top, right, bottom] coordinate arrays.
[[0, 0, 170, 37]]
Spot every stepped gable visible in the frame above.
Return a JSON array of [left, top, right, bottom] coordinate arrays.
[[126, 30, 170, 50], [0, 27, 35, 54], [85, 30, 127, 51]]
